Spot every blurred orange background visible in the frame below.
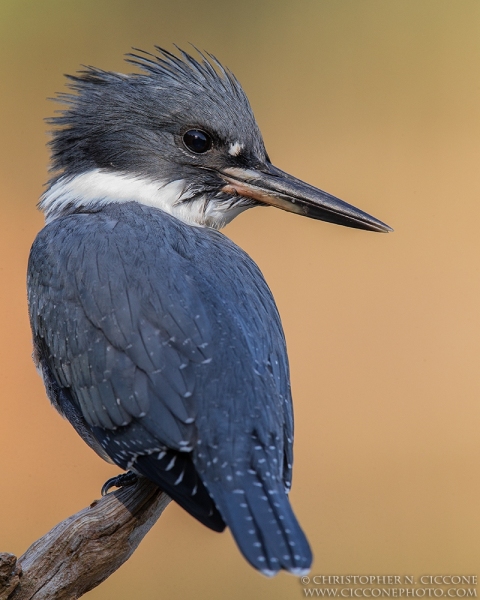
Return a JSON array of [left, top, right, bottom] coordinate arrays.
[[1, 1, 479, 598]]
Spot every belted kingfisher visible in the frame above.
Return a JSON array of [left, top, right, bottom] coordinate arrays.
[[27, 47, 391, 576]]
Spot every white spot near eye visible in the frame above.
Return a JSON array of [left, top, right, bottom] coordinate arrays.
[[228, 141, 243, 156]]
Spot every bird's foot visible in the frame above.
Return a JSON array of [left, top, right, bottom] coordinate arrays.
[[101, 471, 138, 496]]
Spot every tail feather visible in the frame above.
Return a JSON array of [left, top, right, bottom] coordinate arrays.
[[206, 473, 312, 575]]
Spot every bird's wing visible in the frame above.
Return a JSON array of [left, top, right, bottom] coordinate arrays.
[[29, 206, 234, 529], [29, 214, 212, 453]]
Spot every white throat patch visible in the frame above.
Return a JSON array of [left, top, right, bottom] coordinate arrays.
[[40, 169, 248, 229]]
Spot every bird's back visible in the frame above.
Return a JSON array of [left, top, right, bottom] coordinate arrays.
[[28, 201, 311, 574]]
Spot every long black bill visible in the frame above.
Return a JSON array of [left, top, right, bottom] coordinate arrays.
[[220, 164, 392, 233]]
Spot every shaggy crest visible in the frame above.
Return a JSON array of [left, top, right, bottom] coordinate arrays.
[[47, 46, 263, 179]]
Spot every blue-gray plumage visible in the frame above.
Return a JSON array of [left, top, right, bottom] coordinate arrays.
[[28, 47, 391, 576]]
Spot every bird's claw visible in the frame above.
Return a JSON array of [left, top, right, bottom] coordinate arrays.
[[101, 471, 138, 496]]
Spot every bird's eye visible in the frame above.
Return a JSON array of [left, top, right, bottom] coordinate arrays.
[[183, 129, 213, 154]]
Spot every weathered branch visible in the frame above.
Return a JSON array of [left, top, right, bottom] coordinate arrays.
[[0, 554, 21, 600], [1, 477, 170, 600]]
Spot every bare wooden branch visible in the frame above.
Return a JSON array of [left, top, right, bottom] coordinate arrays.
[[2, 478, 170, 600], [0, 553, 21, 600]]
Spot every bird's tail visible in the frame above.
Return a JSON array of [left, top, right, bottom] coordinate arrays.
[[204, 474, 312, 576]]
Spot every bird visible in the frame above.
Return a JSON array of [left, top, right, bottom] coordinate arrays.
[[27, 46, 391, 577]]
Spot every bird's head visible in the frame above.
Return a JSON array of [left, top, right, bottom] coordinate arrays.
[[41, 46, 391, 232]]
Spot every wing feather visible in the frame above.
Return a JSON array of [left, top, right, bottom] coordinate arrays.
[[28, 203, 295, 542]]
